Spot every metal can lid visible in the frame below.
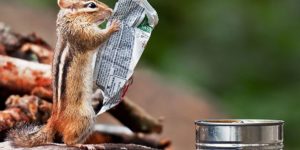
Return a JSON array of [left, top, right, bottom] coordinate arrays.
[[195, 119, 284, 149], [195, 119, 284, 126]]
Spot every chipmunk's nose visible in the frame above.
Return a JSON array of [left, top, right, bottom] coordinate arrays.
[[107, 8, 113, 15], [103, 8, 113, 18]]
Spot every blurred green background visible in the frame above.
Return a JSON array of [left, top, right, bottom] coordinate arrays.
[[15, 0, 300, 149]]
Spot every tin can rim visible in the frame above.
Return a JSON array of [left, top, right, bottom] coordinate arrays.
[[195, 119, 284, 126]]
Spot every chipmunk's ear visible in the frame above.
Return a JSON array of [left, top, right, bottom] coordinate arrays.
[[57, 0, 74, 9]]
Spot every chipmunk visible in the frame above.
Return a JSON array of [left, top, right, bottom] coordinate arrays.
[[8, 0, 120, 147]]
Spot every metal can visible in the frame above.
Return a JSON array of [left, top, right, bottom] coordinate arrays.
[[195, 119, 284, 150]]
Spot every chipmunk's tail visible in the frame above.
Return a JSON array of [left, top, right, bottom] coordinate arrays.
[[7, 123, 55, 147]]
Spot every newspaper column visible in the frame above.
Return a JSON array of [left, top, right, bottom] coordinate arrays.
[[94, 0, 159, 115]]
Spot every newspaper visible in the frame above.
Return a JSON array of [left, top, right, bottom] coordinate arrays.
[[94, 0, 159, 115]]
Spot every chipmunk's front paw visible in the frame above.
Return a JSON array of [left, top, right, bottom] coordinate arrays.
[[109, 19, 121, 32]]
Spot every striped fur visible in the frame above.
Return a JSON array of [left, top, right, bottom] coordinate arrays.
[[8, 0, 120, 147], [50, 0, 120, 145]]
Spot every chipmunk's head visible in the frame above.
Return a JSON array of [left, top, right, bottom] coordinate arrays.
[[57, 0, 113, 25]]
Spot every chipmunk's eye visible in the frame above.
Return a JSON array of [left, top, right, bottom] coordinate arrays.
[[86, 2, 97, 9]]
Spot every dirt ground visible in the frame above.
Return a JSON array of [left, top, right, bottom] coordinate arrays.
[[0, 2, 223, 149]]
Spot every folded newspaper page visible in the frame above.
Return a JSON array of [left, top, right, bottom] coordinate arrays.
[[94, 0, 159, 115]]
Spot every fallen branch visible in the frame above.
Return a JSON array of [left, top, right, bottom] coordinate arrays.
[[86, 124, 170, 149], [109, 97, 163, 134], [0, 23, 53, 64], [20, 43, 53, 64], [0, 108, 29, 133], [5, 95, 52, 123], [0, 95, 52, 140], [0, 55, 52, 100]]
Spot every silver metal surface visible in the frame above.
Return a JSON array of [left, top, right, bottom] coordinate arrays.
[[195, 119, 284, 150]]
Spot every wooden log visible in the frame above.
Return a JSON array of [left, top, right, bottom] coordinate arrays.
[[0, 95, 52, 141], [0, 55, 51, 100], [108, 97, 163, 134], [0, 23, 53, 64], [5, 95, 52, 123], [0, 141, 157, 150], [20, 43, 53, 64]]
